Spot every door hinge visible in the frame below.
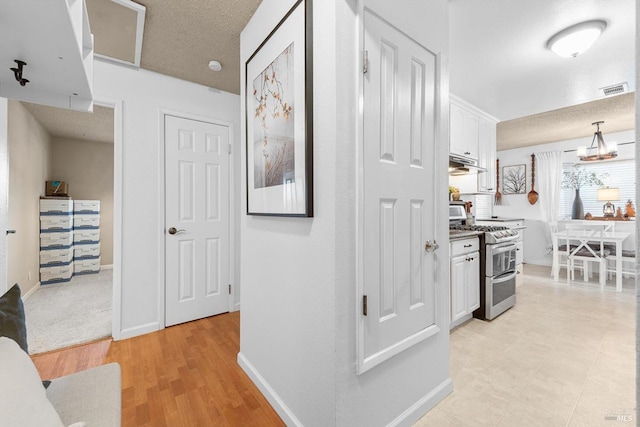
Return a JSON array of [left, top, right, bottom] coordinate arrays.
[[228, 143, 232, 155], [228, 284, 231, 295], [363, 50, 369, 74], [363, 295, 368, 316]]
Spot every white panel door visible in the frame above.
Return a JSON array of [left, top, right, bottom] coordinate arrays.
[[363, 11, 439, 361], [165, 115, 230, 327]]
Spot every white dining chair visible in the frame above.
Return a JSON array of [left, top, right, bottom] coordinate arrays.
[[564, 223, 610, 289]]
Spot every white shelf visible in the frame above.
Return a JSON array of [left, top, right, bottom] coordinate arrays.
[[0, 0, 94, 112]]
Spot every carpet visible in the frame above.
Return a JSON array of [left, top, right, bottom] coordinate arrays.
[[24, 270, 112, 354]]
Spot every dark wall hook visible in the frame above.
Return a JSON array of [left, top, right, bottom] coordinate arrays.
[[10, 60, 29, 86]]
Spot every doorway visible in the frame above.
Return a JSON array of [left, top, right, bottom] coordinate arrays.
[[4, 98, 121, 354]]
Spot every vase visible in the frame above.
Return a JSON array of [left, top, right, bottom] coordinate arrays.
[[572, 189, 584, 219], [451, 192, 460, 201]]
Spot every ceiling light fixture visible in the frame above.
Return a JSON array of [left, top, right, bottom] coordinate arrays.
[[208, 60, 222, 72], [546, 20, 607, 58], [577, 121, 617, 161]]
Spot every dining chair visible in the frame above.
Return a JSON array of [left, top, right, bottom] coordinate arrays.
[[551, 222, 581, 280], [564, 223, 610, 289]]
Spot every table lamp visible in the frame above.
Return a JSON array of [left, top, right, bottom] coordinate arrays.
[[597, 187, 620, 217]]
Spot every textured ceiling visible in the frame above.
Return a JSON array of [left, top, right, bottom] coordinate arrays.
[[20, 0, 636, 150], [133, 0, 262, 94], [497, 92, 635, 150], [21, 102, 114, 144]]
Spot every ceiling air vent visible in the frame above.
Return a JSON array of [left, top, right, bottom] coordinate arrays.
[[600, 82, 628, 97]]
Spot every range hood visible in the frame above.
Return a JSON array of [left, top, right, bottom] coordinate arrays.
[[449, 154, 486, 175]]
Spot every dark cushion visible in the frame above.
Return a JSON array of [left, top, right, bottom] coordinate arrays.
[[573, 248, 610, 258], [0, 284, 28, 353]]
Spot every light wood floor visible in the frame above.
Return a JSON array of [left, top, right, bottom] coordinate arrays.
[[31, 311, 284, 427]]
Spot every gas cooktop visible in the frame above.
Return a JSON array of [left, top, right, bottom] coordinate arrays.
[[449, 224, 519, 244]]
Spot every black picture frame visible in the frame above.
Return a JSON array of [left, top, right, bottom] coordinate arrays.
[[245, 0, 313, 217], [502, 164, 526, 195]]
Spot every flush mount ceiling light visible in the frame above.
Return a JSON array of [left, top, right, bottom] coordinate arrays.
[[577, 121, 617, 161], [208, 60, 222, 72], [546, 20, 607, 58]]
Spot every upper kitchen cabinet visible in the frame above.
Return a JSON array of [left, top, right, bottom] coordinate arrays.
[[0, 0, 94, 112], [477, 117, 497, 192], [450, 95, 497, 191], [450, 97, 478, 160]]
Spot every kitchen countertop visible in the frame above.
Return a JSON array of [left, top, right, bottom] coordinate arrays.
[[476, 217, 524, 222], [449, 230, 482, 241]]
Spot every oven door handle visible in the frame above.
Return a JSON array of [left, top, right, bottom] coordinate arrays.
[[491, 243, 517, 256], [493, 270, 517, 283]]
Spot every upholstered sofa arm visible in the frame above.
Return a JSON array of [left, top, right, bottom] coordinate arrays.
[[46, 363, 121, 427]]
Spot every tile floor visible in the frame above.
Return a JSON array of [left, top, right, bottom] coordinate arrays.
[[415, 264, 636, 427]]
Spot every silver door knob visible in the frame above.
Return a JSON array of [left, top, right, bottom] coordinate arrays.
[[168, 227, 185, 235], [425, 240, 439, 252]]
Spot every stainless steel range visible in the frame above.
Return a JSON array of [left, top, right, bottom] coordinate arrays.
[[449, 224, 519, 320]]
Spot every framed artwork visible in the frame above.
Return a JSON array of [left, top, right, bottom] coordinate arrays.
[[245, 0, 313, 217], [502, 164, 526, 194]]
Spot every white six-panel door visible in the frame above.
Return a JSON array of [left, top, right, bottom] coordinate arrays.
[[361, 11, 440, 370], [165, 115, 230, 327]]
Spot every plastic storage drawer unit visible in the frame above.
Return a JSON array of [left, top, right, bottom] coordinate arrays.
[[40, 199, 73, 215], [40, 232, 73, 250], [74, 229, 100, 245], [74, 243, 100, 260], [40, 265, 73, 285], [40, 215, 73, 232], [74, 257, 101, 275], [40, 248, 73, 267], [73, 214, 100, 229], [73, 200, 100, 215]]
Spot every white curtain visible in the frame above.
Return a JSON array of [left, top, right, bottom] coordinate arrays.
[[536, 151, 563, 250]]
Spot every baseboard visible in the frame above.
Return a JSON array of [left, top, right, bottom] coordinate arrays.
[[21, 282, 41, 302], [237, 352, 303, 426], [232, 302, 241, 312], [116, 321, 161, 340], [100, 264, 114, 270], [387, 377, 453, 427]]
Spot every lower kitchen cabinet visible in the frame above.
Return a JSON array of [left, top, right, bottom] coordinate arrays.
[[450, 237, 480, 328]]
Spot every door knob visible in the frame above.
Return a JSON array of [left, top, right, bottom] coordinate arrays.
[[168, 227, 185, 235], [425, 240, 439, 252], [6, 229, 16, 235]]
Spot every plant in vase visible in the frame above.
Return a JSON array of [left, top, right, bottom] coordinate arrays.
[[449, 185, 460, 201], [561, 165, 607, 219]]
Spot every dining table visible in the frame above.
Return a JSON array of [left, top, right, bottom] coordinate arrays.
[[551, 229, 630, 292]]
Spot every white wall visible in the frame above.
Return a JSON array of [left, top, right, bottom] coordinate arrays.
[[495, 130, 635, 266], [7, 100, 52, 295], [92, 59, 241, 337], [50, 137, 114, 266], [0, 98, 8, 293], [239, 0, 451, 425], [239, 1, 336, 424]]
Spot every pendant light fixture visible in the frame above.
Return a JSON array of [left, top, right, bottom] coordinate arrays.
[[577, 121, 617, 161], [546, 20, 607, 58]]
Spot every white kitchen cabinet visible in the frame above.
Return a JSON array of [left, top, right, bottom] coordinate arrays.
[[450, 101, 479, 160], [477, 117, 497, 192], [450, 237, 480, 329]]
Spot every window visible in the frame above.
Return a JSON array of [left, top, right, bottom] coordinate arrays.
[[559, 159, 636, 218]]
